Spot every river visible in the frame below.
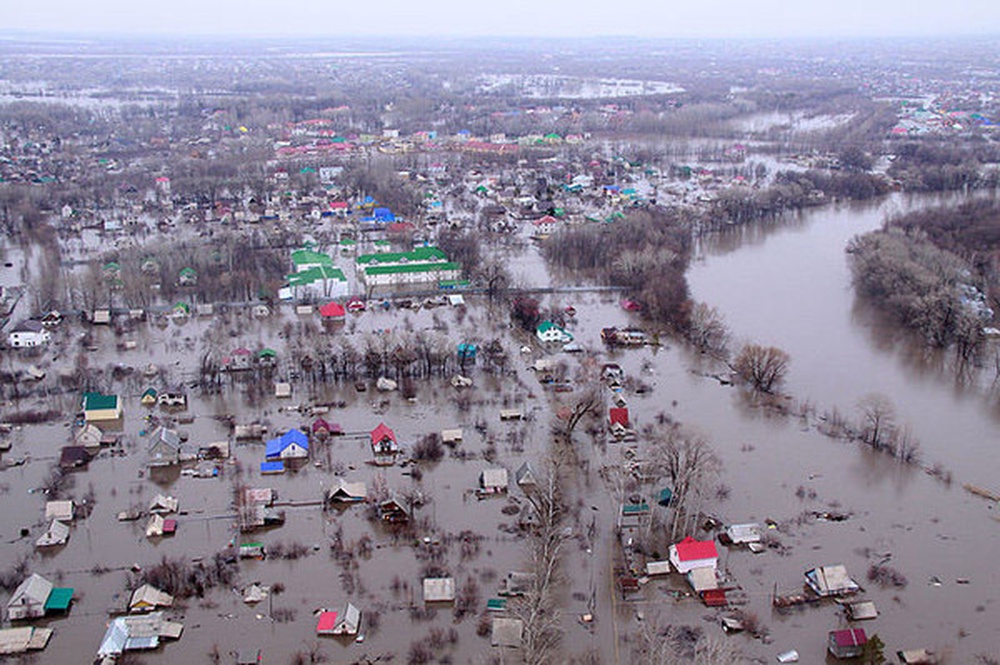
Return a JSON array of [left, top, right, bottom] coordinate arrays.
[[688, 192, 1000, 488]]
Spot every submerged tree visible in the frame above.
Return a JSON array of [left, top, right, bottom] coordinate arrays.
[[732, 343, 790, 394]]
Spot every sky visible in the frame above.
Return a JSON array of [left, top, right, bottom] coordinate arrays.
[[3, 0, 998, 39]]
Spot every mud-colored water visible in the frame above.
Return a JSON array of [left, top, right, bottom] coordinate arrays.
[[3, 193, 1000, 664]]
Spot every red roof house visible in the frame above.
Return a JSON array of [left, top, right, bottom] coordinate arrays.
[[319, 302, 346, 319], [609, 407, 629, 428], [828, 628, 867, 659], [668, 536, 719, 574], [316, 610, 338, 634], [370, 423, 399, 464]]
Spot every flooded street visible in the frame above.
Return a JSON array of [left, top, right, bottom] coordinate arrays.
[[4, 193, 1000, 664]]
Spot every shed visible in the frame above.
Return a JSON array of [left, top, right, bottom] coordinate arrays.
[[897, 649, 938, 664], [423, 577, 456, 603], [441, 429, 463, 445], [274, 382, 292, 398], [45, 500, 75, 522], [845, 600, 878, 621], [725, 523, 762, 544], [260, 461, 285, 475], [499, 409, 523, 421], [491, 617, 524, 647], [687, 566, 719, 592], [646, 560, 671, 576], [828, 628, 867, 659], [0, 626, 52, 655]]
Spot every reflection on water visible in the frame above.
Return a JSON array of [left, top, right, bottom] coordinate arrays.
[[690, 191, 1000, 485]]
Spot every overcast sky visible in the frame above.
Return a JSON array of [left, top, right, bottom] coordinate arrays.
[[4, 0, 998, 39]]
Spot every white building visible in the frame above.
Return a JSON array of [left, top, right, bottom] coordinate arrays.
[[7, 321, 50, 348]]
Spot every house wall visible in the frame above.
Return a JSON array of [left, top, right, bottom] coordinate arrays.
[[85, 407, 121, 422], [8, 331, 49, 347]]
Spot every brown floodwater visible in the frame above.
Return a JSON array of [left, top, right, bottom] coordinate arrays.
[[3, 192, 1000, 664]]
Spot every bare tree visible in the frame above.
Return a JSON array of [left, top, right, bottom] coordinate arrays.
[[648, 425, 722, 542], [515, 467, 567, 665], [857, 393, 896, 451], [687, 302, 730, 357], [559, 385, 602, 443], [732, 343, 790, 393]]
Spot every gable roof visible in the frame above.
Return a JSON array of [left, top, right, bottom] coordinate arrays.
[[371, 422, 395, 444], [609, 407, 629, 427], [265, 429, 309, 457], [830, 628, 867, 648], [673, 536, 718, 561]]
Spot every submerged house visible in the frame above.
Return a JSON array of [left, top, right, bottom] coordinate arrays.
[[668, 537, 719, 575], [147, 427, 183, 467], [327, 478, 367, 504], [805, 565, 860, 598], [378, 496, 411, 524], [828, 628, 867, 659], [265, 429, 309, 461], [479, 468, 509, 495], [35, 520, 70, 548], [6, 574, 73, 620], [370, 423, 400, 465], [316, 602, 362, 636], [536, 320, 573, 344], [423, 577, 456, 603], [82, 392, 122, 422], [129, 585, 174, 613], [96, 612, 183, 659]]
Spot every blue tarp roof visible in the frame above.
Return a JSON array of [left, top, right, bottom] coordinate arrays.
[[260, 461, 285, 474], [373, 207, 395, 222]]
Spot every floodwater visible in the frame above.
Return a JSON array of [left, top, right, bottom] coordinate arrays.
[[3, 192, 1000, 664]]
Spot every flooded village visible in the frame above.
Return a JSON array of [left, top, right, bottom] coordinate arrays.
[[1, 34, 1000, 665]]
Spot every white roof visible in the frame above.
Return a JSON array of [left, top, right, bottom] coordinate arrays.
[[687, 566, 718, 592], [441, 428, 463, 442], [45, 500, 75, 522], [35, 520, 70, 547], [726, 523, 762, 544], [480, 468, 509, 489], [8, 574, 53, 609], [646, 560, 672, 576], [423, 577, 456, 602]]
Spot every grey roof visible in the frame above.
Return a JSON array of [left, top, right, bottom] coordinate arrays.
[[480, 467, 509, 489], [8, 574, 53, 610], [97, 612, 183, 658], [35, 520, 70, 548], [333, 602, 362, 634]]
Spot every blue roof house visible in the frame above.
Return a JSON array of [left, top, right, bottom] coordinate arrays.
[[265, 429, 309, 461]]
